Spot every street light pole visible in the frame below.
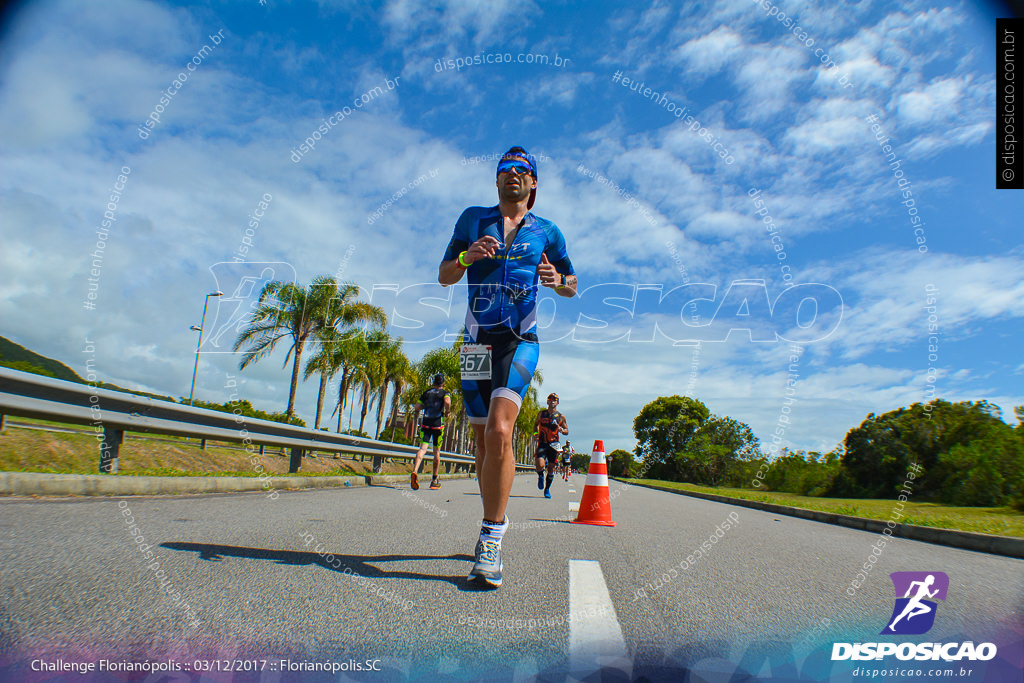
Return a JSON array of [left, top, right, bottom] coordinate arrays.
[[188, 291, 223, 406]]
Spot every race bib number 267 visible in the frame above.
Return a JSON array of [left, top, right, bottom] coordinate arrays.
[[459, 344, 492, 381]]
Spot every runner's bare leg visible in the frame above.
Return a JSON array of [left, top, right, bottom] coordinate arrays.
[[413, 441, 427, 474], [472, 423, 487, 495], [479, 396, 519, 522]]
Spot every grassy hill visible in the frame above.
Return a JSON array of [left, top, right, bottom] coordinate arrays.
[[0, 334, 181, 402], [0, 335, 84, 382], [0, 335, 308, 423]]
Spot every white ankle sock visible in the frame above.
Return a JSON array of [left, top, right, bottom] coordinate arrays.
[[479, 516, 508, 544]]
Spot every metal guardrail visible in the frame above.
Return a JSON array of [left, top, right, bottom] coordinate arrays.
[[0, 367, 531, 475]]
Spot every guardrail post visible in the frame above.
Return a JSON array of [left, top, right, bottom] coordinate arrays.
[[0, 414, 5, 432], [200, 438, 207, 450], [259, 444, 265, 456], [371, 455, 383, 473], [289, 447, 304, 473], [445, 462, 452, 474], [100, 427, 124, 473]]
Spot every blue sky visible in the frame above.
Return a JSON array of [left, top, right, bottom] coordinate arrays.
[[1, 0, 1021, 457]]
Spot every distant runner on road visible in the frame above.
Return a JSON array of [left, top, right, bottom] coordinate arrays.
[[560, 440, 574, 481], [534, 393, 568, 498], [411, 374, 450, 491], [438, 146, 577, 588]]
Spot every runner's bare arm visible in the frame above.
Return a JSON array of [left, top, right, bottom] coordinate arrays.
[[539, 254, 577, 297], [439, 236, 501, 286]]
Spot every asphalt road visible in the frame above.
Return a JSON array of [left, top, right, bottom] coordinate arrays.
[[0, 474, 1021, 682]]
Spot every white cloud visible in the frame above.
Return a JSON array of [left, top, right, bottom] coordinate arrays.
[[896, 77, 965, 125], [735, 45, 809, 121], [805, 250, 1024, 360], [673, 26, 743, 76]]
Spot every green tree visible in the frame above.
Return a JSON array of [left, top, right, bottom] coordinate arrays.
[[373, 335, 415, 441], [937, 423, 1023, 506], [682, 416, 760, 486], [759, 448, 841, 496], [633, 395, 710, 476], [513, 372, 545, 464], [191, 398, 305, 426], [831, 399, 1015, 500], [233, 278, 334, 419], [607, 449, 634, 477], [303, 280, 386, 431], [354, 329, 389, 435], [411, 344, 461, 448]]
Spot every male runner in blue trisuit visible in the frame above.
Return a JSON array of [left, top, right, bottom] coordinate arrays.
[[439, 146, 577, 588]]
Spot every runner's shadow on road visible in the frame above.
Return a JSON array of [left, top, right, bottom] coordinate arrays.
[[161, 542, 474, 588]]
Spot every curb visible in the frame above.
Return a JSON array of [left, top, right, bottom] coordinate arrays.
[[0, 468, 530, 497], [0, 471, 366, 497], [367, 473, 475, 487], [617, 480, 1024, 560]]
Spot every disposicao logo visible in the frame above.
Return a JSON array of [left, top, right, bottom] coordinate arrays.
[[882, 571, 948, 635], [832, 571, 998, 662]]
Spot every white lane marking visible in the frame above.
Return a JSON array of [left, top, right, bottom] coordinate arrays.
[[568, 501, 580, 512], [568, 559, 631, 679]]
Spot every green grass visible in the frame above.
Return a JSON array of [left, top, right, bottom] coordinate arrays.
[[121, 467, 364, 478], [621, 479, 1024, 538], [0, 421, 395, 479]]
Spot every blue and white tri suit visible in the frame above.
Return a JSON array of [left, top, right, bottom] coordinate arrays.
[[443, 205, 574, 423]]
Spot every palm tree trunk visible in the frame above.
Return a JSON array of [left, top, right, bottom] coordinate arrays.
[[388, 382, 402, 442], [336, 370, 347, 432], [461, 411, 468, 454], [348, 383, 357, 430], [314, 370, 328, 430], [336, 367, 351, 432], [286, 340, 304, 418], [374, 384, 388, 439], [358, 384, 370, 434]]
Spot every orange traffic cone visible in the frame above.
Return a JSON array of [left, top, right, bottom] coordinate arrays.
[[573, 439, 616, 527]]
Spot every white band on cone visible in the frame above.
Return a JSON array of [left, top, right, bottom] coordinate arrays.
[[585, 473, 609, 488]]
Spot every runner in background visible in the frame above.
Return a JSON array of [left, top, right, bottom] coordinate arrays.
[[411, 374, 450, 490], [534, 393, 568, 498]]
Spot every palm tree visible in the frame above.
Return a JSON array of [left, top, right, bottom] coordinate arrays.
[[233, 278, 330, 418], [373, 338, 418, 442], [413, 344, 461, 449], [329, 332, 369, 432], [513, 370, 544, 463], [355, 329, 388, 434], [303, 280, 385, 430]]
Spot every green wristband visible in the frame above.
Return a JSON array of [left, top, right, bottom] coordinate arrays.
[[457, 251, 471, 268]]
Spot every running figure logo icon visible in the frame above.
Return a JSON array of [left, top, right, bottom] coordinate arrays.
[[881, 571, 949, 635]]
